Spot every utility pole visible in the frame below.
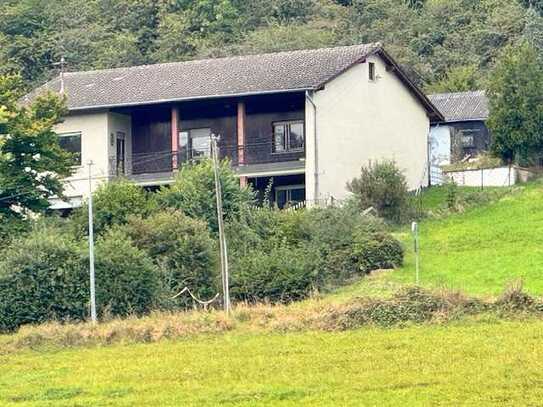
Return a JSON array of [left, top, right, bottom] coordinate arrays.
[[87, 160, 97, 324], [211, 135, 231, 314]]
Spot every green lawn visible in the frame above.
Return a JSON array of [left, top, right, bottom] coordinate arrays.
[[392, 183, 543, 295], [1, 320, 542, 406]]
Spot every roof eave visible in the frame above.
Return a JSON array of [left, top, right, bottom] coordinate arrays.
[[65, 87, 313, 112]]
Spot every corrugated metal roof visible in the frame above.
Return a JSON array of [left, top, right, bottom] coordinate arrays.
[[428, 90, 488, 122]]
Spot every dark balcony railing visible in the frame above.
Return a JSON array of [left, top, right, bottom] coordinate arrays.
[[110, 141, 305, 177], [218, 141, 305, 166]]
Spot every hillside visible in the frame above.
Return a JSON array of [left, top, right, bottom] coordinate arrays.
[[2, 182, 543, 405], [1, 0, 543, 92], [397, 182, 543, 295]]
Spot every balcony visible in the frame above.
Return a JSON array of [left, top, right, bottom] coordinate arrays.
[[110, 140, 306, 185]]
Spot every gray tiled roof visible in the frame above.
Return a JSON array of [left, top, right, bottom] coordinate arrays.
[[428, 90, 488, 122], [26, 44, 382, 111]]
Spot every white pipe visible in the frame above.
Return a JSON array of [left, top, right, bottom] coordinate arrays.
[[305, 91, 319, 203]]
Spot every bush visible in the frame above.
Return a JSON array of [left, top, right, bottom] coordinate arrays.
[[227, 206, 404, 303], [120, 210, 218, 309], [353, 231, 404, 274], [156, 159, 254, 233], [230, 245, 319, 303], [71, 179, 155, 236], [347, 160, 410, 223], [0, 226, 161, 333], [0, 227, 87, 333], [92, 230, 160, 317]]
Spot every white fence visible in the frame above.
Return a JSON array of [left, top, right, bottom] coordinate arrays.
[[444, 166, 536, 188]]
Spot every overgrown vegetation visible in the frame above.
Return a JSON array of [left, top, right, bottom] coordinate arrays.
[[487, 41, 543, 165], [0, 160, 404, 333], [347, 160, 411, 223], [1, 0, 543, 93]]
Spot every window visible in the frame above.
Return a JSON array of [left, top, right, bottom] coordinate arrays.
[[369, 62, 376, 81], [275, 185, 305, 209], [272, 121, 304, 153], [459, 129, 478, 148], [58, 132, 82, 165], [179, 128, 211, 162]]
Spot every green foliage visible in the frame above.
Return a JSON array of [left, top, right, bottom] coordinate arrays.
[[347, 160, 409, 223], [426, 65, 481, 94], [352, 230, 404, 273], [119, 210, 218, 309], [0, 0, 537, 92], [227, 206, 404, 303], [230, 245, 318, 302], [0, 227, 87, 333], [71, 179, 155, 236], [157, 159, 254, 233], [487, 41, 543, 164], [0, 74, 73, 240], [0, 223, 161, 333], [92, 229, 159, 317]]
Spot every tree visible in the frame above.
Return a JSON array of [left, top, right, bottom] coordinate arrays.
[[156, 159, 254, 234], [0, 74, 73, 237], [487, 42, 543, 164]]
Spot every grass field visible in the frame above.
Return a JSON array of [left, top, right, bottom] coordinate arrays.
[[1, 320, 542, 406], [386, 182, 543, 296], [2, 182, 543, 406]]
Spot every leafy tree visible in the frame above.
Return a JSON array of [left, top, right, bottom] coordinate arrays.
[[0, 74, 73, 238], [426, 65, 481, 93], [70, 179, 155, 236], [487, 42, 543, 164], [156, 159, 254, 233]]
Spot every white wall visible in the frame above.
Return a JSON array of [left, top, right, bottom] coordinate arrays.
[[305, 54, 430, 202], [447, 167, 516, 187], [53, 111, 110, 204]]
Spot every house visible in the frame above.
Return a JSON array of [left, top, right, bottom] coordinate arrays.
[[25, 43, 443, 209], [428, 90, 489, 184]]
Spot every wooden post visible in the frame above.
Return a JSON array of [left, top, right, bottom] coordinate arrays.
[[171, 106, 179, 170], [237, 101, 247, 187]]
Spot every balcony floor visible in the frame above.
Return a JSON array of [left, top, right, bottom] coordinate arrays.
[[235, 160, 305, 177]]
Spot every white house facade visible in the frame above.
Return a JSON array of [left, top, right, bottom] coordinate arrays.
[[26, 43, 442, 209]]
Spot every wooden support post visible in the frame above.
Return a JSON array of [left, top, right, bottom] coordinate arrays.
[[237, 101, 247, 187], [237, 101, 246, 165], [171, 106, 179, 170]]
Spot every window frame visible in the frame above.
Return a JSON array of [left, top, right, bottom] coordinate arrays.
[[369, 62, 376, 81], [274, 184, 306, 209], [459, 129, 479, 149], [271, 120, 305, 154], [179, 127, 212, 162], [57, 131, 82, 167]]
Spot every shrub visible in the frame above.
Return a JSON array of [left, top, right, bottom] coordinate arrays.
[[71, 179, 155, 236], [0, 227, 87, 333], [0, 226, 161, 333], [347, 160, 410, 223], [92, 229, 160, 317], [353, 230, 404, 274], [120, 210, 218, 309], [156, 159, 255, 233], [227, 206, 404, 302], [230, 245, 319, 303]]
